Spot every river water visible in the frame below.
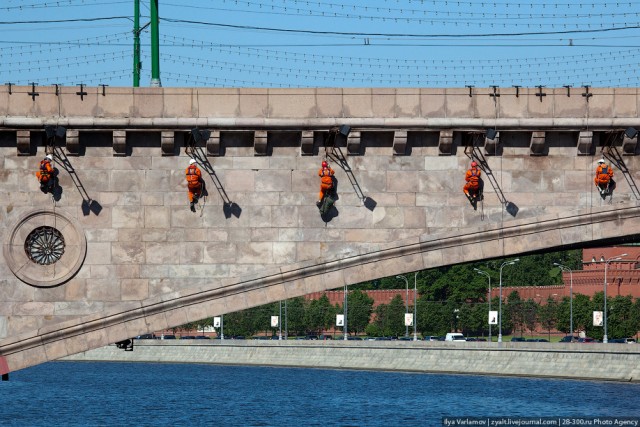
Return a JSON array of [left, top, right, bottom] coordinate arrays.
[[1, 362, 639, 426]]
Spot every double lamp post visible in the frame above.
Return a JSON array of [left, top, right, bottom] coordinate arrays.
[[474, 259, 519, 343]]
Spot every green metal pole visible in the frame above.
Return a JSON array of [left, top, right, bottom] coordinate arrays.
[[133, 0, 140, 87], [150, 0, 161, 87]]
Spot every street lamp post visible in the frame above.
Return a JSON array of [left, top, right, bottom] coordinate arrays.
[[344, 283, 348, 341], [603, 253, 627, 344], [474, 268, 491, 342], [553, 263, 573, 340], [499, 259, 519, 343], [397, 275, 409, 337], [413, 272, 418, 341], [279, 300, 282, 340]]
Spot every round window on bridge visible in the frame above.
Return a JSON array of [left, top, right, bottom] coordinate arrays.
[[4, 209, 86, 287], [24, 226, 66, 265]]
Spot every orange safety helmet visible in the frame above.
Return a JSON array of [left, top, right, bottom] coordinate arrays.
[[322, 161, 328, 168], [471, 161, 477, 167]]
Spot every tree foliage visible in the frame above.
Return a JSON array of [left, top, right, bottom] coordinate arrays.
[[177, 248, 640, 340]]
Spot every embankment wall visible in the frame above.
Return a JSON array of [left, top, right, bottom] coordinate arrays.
[[63, 340, 640, 382]]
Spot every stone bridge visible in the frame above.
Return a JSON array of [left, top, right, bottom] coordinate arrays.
[[1, 86, 640, 374]]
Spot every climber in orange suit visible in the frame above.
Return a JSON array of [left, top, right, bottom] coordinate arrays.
[[463, 161, 482, 198], [186, 158, 203, 212], [317, 160, 335, 207], [36, 154, 55, 193]]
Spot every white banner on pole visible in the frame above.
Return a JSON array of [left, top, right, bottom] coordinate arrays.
[[488, 311, 498, 325], [593, 311, 603, 327], [271, 316, 279, 327], [404, 313, 413, 326], [213, 316, 221, 328], [336, 314, 344, 326]]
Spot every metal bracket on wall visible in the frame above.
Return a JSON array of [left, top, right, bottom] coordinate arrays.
[[28, 82, 39, 101], [76, 83, 87, 100], [466, 85, 474, 97]]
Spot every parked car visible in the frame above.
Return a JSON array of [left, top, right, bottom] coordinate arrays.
[[135, 333, 156, 340], [559, 336, 578, 343], [609, 338, 636, 344], [510, 337, 526, 342], [194, 336, 209, 340], [445, 333, 466, 342], [347, 336, 363, 340], [526, 338, 549, 342], [180, 335, 195, 339], [577, 337, 596, 343], [162, 335, 176, 340], [424, 336, 439, 341]]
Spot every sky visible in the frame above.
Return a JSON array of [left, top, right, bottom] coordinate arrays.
[[1, 0, 639, 88]]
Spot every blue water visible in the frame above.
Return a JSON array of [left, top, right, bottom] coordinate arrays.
[[1, 362, 639, 426]]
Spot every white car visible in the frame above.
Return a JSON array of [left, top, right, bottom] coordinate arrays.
[[445, 333, 466, 342]]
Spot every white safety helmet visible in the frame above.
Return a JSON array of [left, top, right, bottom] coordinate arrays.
[[45, 154, 53, 161], [597, 159, 605, 164], [189, 158, 197, 165]]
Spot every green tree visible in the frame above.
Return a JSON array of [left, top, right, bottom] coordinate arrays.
[[608, 295, 635, 339], [256, 303, 277, 336], [506, 291, 524, 337], [571, 293, 594, 336], [459, 302, 487, 337], [417, 299, 457, 336], [523, 299, 538, 337], [305, 294, 334, 335], [538, 296, 559, 339], [372, 296, 408, 337], [555, 296, 571, 334], [284, 297, 307, 337], [347, 289, 374, 335], [223, 307, 260, 337]]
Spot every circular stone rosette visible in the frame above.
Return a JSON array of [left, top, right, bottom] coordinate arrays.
[[3, 209, 87, 287]]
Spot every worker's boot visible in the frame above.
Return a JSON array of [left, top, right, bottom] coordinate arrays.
[[190, 202, 196, 212]]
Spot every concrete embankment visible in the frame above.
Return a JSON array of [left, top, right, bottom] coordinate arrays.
[[62, 340, 640, 382]]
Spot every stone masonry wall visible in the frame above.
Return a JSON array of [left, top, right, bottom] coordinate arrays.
[[1, 86, 640, 345]]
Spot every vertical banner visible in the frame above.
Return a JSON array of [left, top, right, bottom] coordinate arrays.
[[488, 311, 498, 325], [271, 316, 279, 327], [593, 311, 603, 327], [213, 316, 221, 328], [336, 314, 344, 326], [404, 313, 414, 327]]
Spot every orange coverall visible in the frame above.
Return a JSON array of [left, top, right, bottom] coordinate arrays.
[[186, 164, 202, 202], [594, 164, 613, 187], [36, 159, 54, 185], [463, 166, 481, 196], [318, 166, 335, 201]]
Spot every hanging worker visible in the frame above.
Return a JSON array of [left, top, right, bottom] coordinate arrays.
[[36, 154, 54, 193], [317, 160, 335, 207], [186, 158, 203, 212], [594, 158, 615, 195], [463, 161, 482, 200]]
